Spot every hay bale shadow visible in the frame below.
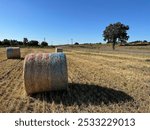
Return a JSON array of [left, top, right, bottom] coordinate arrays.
[[20, 57, 24, 60], [7, 57, 24, 60], [31, 83, 134, 106], [145, 59, 150, 62]]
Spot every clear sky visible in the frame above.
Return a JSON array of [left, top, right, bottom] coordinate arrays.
[[0, 0, 150, 45]]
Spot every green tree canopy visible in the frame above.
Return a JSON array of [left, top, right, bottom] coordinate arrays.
[[23, 38, 28, 46], [41, 41, 48, 46], [74, 42, 79, 45], [103, 22, 129, 50], [28, 40, 39, 46], [2, 39, 11, 46]]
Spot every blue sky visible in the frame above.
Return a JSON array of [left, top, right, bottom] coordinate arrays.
[[0, 0, 150, 45]]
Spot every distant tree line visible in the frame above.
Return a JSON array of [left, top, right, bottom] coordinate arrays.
[[0, 38, 49, 47], [82, 42, 102, 45], [129, 40, 149, 44], [124, 40, 150, 46], [73, 42, 102, 45]]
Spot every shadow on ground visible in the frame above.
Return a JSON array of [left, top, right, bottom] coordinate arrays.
[[6, 57, 24, 60], [145, 59, 150, 62], [32, 83, 134, 106], [20, 57, 24, 60]]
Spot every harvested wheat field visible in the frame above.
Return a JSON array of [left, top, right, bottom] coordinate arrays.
[[0, 46, 150, 113]]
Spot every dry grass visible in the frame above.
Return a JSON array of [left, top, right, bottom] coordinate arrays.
[[0, 46, 150, 113]]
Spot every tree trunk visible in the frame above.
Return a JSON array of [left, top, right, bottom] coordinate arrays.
[[112, 42, 115, 50]]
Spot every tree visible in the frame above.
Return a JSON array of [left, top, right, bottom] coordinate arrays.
[[10, 40, 18, 46], [74, 42, 79, 45], [103, 22, 129, 50], [2, 39, 11, 46], [143, 40, 147, 43], [18, 41, 23, 45], [0, 41, 2, 46], [41, 41, 48, 47], [28, 40, 39, 46], [23, 38, 28, 46]]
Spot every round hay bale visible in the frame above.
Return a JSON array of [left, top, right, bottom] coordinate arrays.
[[6, 47, 21, 59], [23, 53, 68, 95], [55, 47, 63, 52]]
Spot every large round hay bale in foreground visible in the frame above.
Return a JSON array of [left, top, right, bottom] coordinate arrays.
[[23, 53, 68, 95], [6, 47, 21, 59], [55, 47, 63, 52]]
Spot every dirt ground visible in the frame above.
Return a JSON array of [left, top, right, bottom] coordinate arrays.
[[0, 46, 150, 112]]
